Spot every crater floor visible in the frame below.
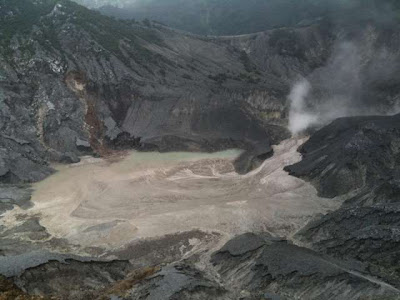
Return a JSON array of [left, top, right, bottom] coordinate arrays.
[[2, 138, 341, 252]]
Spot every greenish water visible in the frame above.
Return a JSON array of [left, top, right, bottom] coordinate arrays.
[[21, 138, 341, 249], [128, 149, 242, 161], [113, 149, 243, 173]]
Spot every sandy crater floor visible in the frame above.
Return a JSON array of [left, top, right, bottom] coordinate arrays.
[[3, 138, 341, 250]]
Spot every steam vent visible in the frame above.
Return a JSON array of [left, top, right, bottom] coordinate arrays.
[[1, 0, 400, 299]]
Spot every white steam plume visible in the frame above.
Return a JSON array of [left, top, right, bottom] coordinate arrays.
[[287, 41, 400, 136], [288, 79, 318, 135]]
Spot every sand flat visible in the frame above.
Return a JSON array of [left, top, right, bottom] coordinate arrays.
[[4, 139, 342, 249]]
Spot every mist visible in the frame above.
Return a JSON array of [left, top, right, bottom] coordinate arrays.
[[287, 78, 356, 135], [287, 41, 360, 135], [71, 0, 400, 135], [288, 38, 400, 135], [288, 80, 315, 135]]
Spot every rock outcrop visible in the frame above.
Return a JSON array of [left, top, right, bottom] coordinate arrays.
[[1, 1, 400, 299], [285, 114, 400, 289], [285, 114, 400, 198], [2, 1, 400, 182], [210, 233, 400, 299], [0, 0, 301, 182], [4, 233, 399, 300]]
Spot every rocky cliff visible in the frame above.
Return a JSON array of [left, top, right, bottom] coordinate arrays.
[[2, 0, 400, 182], [0, 0, 300, 182], [2, 0, 400, 299], [285, 114, 400, 289]]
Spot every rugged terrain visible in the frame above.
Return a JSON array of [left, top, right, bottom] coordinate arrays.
[[95, 0, 400, 36], [2, 0, 400, 182], [1, 0, 400, 299], [286, 114, 400, 288]]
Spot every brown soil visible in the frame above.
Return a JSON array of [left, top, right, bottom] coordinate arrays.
[[0, 276, 56, 300], [96, 266, 161, 299]]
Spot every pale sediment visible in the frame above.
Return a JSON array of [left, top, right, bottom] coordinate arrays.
[[2, 138, 341, 252]]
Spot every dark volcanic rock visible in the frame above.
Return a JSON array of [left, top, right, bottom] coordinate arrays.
[[0, 185, 32, 215], [216, 232, 266, 256], [0, 275, 52, 300], [0, 218, 50, 241], [110, 230, 220, 269], [285, 114, 400, 288], [233, 141, 273, 174], [2, 1, 400, 183], [285, 114, 400, 198], [0, 143, 54, 184], [296, 189, 400, 286], [2, 2, 400, 299], [128, 264, 229, 300], [0, 0, 302, 183], [4, 232, 400, 299], [210, 233, 400, 300], [14, 259, 135, 299], [297, 204, 400, 282]]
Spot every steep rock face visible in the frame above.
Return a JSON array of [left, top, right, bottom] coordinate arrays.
[[124, 264, 229, 300], [14, 259, 136, 298], [2, 2, 400, 298], [285, 114, 400, 286], [2, 1, 400, 183], [210, 233, 400, 300], [1, 0, 306, 182], [225, 23, 333, 81], [10, 259, 229, 300], [285, 114, 400, 198], [8, 233, 399, 300], [297, 204, 400, 286], [226, 21, 400, 135], [123, 233, 400, 300]]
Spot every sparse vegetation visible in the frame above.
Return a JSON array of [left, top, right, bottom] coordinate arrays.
[[0, 275, 53, 300], [0, 0, 166, 65], [0, 0, 57, 47]]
